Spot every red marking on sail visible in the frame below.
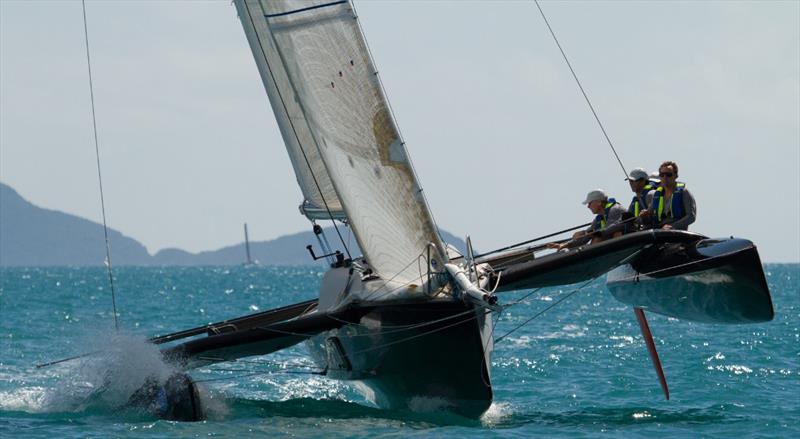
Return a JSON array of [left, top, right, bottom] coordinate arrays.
[[634, 307, 670, 400]]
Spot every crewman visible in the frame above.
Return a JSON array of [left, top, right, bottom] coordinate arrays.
[[549, 189, 627, 250], [650, 161, 696, 230], [626, 167, 657, 229]]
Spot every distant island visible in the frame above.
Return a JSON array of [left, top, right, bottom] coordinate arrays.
[[0, 182, 466, 266]]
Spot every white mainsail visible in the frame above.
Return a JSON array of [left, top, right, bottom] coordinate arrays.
[[234, 0, 448, 287], [237, 0, 343, 220]]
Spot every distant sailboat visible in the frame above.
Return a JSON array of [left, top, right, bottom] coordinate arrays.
[[242, 223, 257, 266]]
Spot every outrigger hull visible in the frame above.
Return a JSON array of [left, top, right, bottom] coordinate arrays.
[[606, 236, 774, 324], [487, 230, 704, 291], [482, 229, 773, 324]]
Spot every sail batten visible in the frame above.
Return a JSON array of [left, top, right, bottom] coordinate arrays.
[[264, 0, 347, 19], [236, 0, 448, 287]]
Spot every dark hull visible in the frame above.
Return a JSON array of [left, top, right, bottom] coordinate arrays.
[[307, 300, 493, 418], [489, 230, 704, 291], [483, 229, 773, 324], [158, 298, 493, 418], [161, 299, 330, 368], [606, 237, 774, 323]]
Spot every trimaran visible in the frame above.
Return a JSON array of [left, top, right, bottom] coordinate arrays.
[[49, 0, 775, 420]]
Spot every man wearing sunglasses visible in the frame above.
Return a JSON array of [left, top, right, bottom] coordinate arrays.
[[650, 161, 696, 230], [626, 167, 658, 229]]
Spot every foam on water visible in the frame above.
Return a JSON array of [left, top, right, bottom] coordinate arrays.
[[480, 402, 514, 426], [254, 375, 351, 402], [0, 332, 207, 417], [0, 386, 49, 412], [45, 333, 175, 412]]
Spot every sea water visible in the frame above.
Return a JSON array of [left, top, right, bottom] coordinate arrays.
[[0, 264, 797, 438]]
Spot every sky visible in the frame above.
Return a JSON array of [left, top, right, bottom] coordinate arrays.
[[1, 0, 798, 262]]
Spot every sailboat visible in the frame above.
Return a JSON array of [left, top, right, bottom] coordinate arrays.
[[69, 0, 774, 420], [242, 223, 258, 266], [153, 0, 498, 418]]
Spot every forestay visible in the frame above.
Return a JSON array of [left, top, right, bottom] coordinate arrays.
[[234, 0, 448, 288]]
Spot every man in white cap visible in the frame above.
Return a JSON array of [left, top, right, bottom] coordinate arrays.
[[548, 189, 627, 250], [626, 167, 657, 229]]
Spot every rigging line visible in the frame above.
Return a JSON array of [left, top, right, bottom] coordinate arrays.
[[250, 306, 479, 340], [35, 350, 101, 369], [533, 0, 629, 181], [81, 0, 119, 331], [481, 212, 642, 269], [493, 242, 760, 344], [360, 248, 431, 301], [477, 285, 543, 350], [485, 245, 564, 271], [327, 314, 430, 331], [362, 265, 445, 303], [494, 277, 597, 344], [474, 222, 592, 259], [610, 245, 756, 283], [245, 0, 351, 259], [504, 287, 544, 309], [211, 357, 318, 368], [324, 306, 479, 336], [205, 364, 321, 375], [253, 314, 486, 367], [345, 309, 492, 357]]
